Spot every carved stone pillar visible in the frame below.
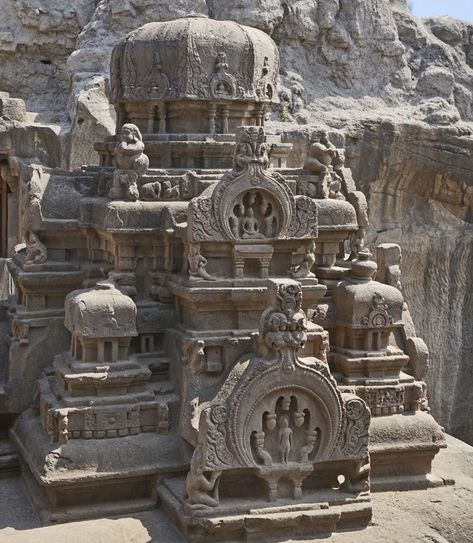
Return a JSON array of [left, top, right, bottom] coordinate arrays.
[[208, 102, 216, 134], [221, 105, 229, 134], [147, 104, 156, 133], [158, 101, 167, 133]]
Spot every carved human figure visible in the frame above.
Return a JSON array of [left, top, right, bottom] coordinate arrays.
[[100, 304, 119, 331], [216, 82, 230, 96], [25, 231, 47, 265], [252, 431, 273, 466], [109, 124, 149, 201], [260, 200, 276, 237], [290, 80, 305, 113], [113, 124, 148, 172], [328, 174, 342, 199], [186, 445, 222, 508], [264, 313, 289, 351], [278, 416, 292, 463], [188, 243, 216, 281], [58, 413, 69, 445], [290, 241, 316, 278], [210, 51, 236, 98], [242, 202, 257, 232], [350, 226, 366, 259], [241, 207, 262, 239], [300, 429, 318, 463]]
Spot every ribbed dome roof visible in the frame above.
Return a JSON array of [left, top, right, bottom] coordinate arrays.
[[110, 16, 279, 104]]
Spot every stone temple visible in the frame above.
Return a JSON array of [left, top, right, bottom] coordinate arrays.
[[0, 15, 450, 542]]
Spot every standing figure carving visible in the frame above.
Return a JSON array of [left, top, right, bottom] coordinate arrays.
[[300, 429, 318, 463], [278, 416, 293, 463]]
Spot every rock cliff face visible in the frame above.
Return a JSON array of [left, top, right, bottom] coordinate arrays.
[[0, 0, 471, 443]]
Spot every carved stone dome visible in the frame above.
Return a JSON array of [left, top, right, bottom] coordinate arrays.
[[65, 280, 137, 338], [108, 17, 280, 136], [110, 16, 279, 106], [333, 252, 404, 329]]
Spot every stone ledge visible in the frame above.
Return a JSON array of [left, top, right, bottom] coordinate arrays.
[[0, 435, 472, 542]]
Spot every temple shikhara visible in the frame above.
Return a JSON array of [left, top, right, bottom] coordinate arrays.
[[1, 16, 446, 542]]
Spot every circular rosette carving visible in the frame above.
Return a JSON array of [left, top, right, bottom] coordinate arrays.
[[229, 364, 343, 468]]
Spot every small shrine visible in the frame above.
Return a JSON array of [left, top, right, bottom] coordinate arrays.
[[6, 15, 446, 539]]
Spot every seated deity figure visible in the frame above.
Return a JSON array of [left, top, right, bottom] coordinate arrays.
[[188, 244, 217, 282], [304, 131, 337, 175], [241, 207, 262, 238], [25, 231, 47, 265], [109, 124, 149, 201], [303, 131, 345, 199]]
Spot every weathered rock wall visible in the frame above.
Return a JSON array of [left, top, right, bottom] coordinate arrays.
[[0, 0, 471, 442]]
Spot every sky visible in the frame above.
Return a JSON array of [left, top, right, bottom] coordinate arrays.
[[410, 0, 473, 22]]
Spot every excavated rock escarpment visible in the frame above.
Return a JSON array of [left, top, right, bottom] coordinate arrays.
[[0, 0, 471, 443]]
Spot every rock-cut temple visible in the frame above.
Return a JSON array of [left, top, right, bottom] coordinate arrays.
[[0, 16, 447, 542]]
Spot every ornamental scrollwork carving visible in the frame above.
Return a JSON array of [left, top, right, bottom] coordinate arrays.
[[342, 396, 370, 457]]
